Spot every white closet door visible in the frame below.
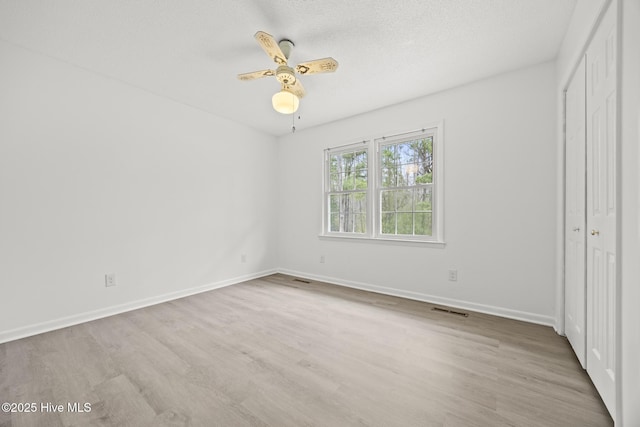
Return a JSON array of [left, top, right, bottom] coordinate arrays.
[[586, 0, 617, 419], [564, 56, 587, 368]]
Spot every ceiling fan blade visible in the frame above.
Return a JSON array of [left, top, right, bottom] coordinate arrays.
[[254, 31, 288, 65], [288, 79, 306, 99], [237, 69, 275, 81], [295, 57, 339, 75]]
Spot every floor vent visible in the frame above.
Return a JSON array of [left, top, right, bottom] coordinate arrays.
[[431, 307, 469, 317], [292, 278, 311, 284]]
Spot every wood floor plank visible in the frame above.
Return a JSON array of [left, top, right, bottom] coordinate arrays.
[[93, 374, 157, 427], [0, 273, 613, 426]]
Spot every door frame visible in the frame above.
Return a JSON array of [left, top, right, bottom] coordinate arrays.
[[557, 0, 621, 422], [563, 56, 587, 368], [558, 0, 613, 337]]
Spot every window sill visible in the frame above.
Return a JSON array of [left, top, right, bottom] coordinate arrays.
[[318, 234, 446, 248]]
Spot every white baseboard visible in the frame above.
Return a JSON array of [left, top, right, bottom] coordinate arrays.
[[1, 267, 556, 344], [0, 269, 277, 344], [277, 268, 556, 327]]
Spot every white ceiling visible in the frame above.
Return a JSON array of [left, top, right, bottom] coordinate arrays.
[[0, 0, 576, 136]]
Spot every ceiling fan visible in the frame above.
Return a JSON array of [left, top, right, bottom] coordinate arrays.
[[238, 31, 339, 114]]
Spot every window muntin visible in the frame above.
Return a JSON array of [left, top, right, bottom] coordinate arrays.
[[326, 147, 368, 234]]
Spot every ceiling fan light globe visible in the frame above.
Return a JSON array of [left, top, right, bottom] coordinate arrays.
[[272, 90, 299, 114]]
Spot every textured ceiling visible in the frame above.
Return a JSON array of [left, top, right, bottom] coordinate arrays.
[[0, 0, 576, 136]]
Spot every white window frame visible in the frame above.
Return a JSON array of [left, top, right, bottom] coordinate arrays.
[[323, 142, 370, 236], [322, 123, 444, 245]]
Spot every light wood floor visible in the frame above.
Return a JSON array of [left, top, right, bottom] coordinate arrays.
[[0, 274, 613, 427]]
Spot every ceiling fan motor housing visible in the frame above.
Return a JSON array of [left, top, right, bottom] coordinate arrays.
[[278, 39, 294, 59], [276, 65, 296, 85]]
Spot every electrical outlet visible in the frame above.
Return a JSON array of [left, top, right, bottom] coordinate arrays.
[[448, 269, 458, 282], [105, 273, 116, 287], [320, 255, 325, 264], [241, 254, 247, 263]]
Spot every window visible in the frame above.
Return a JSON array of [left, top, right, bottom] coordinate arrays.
[[379, 135, 434, 238], [323, 125, 443, 244], [326, 145, 368, 234]]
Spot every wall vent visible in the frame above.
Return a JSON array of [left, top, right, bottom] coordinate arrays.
[[431, 307, 469, 317], [292, 278, 311, 284]]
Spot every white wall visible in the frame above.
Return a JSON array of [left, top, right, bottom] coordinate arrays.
[[556, 0, 609, 87], [0, 41, 278, 342], [620, 0, 640, 424], [276, 62, 558, 325]]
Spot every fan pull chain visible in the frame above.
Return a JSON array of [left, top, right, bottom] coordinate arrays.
[[291, 96, 296, 133]]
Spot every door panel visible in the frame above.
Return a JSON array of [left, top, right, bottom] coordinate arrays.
[[564, 56, 586, 368], [586, 1, 617, 419]]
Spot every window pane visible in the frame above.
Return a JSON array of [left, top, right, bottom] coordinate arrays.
[[330, 194, 340, 211], [414, 137, 433, 160], [342, 173, 355, 190], [356, 170, 368, 189], [396, 189, 413, 212], [353, 213, 366, 233], [341, 152, 354, 173], [330, 174, 341, 191], [381, 213, 395, 234], [381, 190, 394, 212], [397, 143, 413, 164], [381, 167, 397, 187], [340, 213, 352, 232], [402, 163, 419, 186], [340, 194, 349, 215], [381, 145, 396, 167], [396, 165, 409, 186], [350, 192, 366, 213], [415, 187, 432, 212], [416, 162, 432, 184], [330, 213, 340, 232], [355, 150, 367, 167], [397, 212, 413, 235], [345, 164, 356, 180], [327, 191, 367, 233], [415, 212, 432, 236], [330, 173, 350, 191], [330, 154, 339, 174]]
